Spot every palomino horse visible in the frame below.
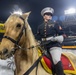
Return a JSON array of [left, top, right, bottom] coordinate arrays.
[[0, 12, 76, 75]]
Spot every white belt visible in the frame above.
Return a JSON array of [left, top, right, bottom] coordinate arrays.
[[42, 36, 53, 41]]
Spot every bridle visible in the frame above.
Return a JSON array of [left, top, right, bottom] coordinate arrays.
[[3, 16, 26, 45], [2, 16, 26, 57]]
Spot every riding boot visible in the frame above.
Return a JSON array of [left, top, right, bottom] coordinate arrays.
[[54, 61, 64, 75]]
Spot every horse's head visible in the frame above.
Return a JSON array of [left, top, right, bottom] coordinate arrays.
[[0, 12, 31, 59]]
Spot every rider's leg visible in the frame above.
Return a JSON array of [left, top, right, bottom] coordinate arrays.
[[49, 47, 64, 75], [54, 61, 64, 75]]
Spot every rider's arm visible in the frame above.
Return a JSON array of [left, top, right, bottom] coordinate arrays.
[[50, 22, 65, 43]]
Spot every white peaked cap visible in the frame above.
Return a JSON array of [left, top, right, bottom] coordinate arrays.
[[41, 7, 54, 16]]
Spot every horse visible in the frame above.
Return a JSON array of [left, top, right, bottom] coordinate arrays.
[[0, 12, 76, 75]]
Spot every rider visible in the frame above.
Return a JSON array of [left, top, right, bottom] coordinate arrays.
[[36, 7, 65, 75]]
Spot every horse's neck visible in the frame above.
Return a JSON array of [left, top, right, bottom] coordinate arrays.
[[19, 25, 38, 63], [25, 28, 38, 62]]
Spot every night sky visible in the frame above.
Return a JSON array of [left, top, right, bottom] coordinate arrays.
[[0, 0, 76, 34]]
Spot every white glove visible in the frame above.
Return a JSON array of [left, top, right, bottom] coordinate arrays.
[[51, 35, 64, 43]]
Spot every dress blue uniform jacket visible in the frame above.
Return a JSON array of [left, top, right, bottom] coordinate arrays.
[[36, 20, 64, 49]]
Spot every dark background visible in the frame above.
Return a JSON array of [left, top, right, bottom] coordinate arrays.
[[0, 0, 76, 34]]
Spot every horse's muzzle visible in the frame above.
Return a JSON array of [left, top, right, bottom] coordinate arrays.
[[0, 48, 8, 59]]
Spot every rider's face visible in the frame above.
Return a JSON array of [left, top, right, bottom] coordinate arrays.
[[43, 13, 52, 22]]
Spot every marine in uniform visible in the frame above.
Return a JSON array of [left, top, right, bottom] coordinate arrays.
[[36, 7, 65, 75]]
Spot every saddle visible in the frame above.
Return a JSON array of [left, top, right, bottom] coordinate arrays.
[[38, 47, 76, 74]]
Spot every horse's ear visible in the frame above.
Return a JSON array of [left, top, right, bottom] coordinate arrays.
[[22, 11, 31, 20], [22, 11, 31, 29]]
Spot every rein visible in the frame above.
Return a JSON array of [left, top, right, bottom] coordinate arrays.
[[23, 53, 44, 75], [1, 40, 48, 58]]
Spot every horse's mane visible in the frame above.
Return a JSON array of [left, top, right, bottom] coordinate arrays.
[[24, 19, 38, 62]]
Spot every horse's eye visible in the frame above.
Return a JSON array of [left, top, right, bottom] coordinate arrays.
[[16, 24, 21, 28]]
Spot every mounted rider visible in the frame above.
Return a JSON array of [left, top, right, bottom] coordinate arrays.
[[36, 7, 65, 75]]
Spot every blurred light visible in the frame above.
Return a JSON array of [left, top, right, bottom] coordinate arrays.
[[64, 8, 76, 15], [52, 16, 58, 21], [10, 5, 23, 15], [11, 9, 22, 15], [14, 5, 20, 10], [59, 16, 65, 21]]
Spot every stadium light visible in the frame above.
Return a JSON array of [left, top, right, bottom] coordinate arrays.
[[10, 8, 23, 15], [10, 5, 23, 15], [64, 8, 76, 15]]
